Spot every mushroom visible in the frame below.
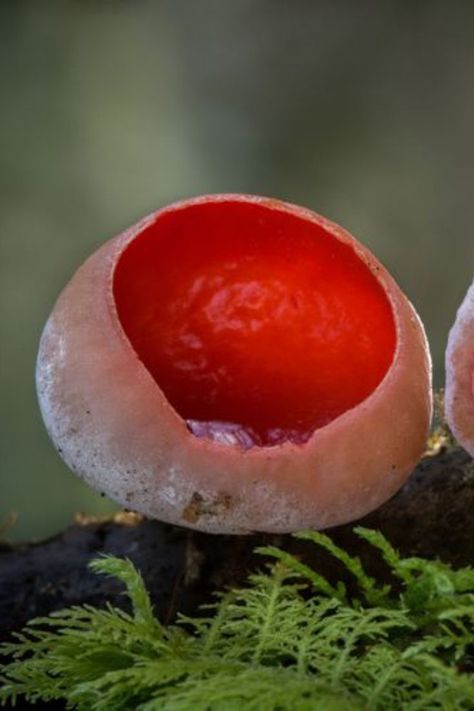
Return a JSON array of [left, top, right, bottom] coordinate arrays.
[[445, 278, 474, 456], [36, 195, 432, 533]]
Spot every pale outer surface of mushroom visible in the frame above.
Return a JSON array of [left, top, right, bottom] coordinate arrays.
[[36, 195, 433, 534], [445, 279, 474, 456]]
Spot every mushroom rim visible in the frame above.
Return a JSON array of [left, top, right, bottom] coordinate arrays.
[[106, 193, 411, 457]]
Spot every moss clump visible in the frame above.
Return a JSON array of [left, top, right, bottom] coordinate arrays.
[[1, 528, 474, 710], [426, 390, 458, 456]]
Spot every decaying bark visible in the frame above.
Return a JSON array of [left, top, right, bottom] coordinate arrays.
[[1, 447, 473, 644]]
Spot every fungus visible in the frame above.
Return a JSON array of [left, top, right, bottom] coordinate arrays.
[[445, 279, 474, 456], [36, 195, 432, 533]]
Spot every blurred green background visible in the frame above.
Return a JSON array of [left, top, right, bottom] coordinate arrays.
[[1, 1, 473, 542]]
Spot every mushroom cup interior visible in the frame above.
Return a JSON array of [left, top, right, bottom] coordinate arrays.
[[113, 199, 396, 447]]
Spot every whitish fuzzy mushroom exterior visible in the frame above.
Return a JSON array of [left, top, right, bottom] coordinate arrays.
[[36, 195, 433, 534], [446, 279, 474, 456]]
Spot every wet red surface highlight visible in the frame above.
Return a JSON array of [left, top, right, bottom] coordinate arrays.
[[114, 199, 396, 446]]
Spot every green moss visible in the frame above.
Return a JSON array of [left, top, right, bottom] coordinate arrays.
[[426, 390, 458, 456], [1, 528, 474, 709]]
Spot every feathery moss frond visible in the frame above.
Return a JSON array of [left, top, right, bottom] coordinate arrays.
[[296, 529, 392, 606], [255, 545, 347, 601], [1, 529, 474, 710]]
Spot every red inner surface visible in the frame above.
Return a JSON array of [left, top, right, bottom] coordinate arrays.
[[114, 200, 396, 446]]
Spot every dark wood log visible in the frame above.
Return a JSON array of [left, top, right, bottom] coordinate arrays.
[[1, 446, 472, 647]]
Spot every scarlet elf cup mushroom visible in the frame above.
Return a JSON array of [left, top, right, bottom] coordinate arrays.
[[445, 279, 474, 456], [36, 195, 432, 533]]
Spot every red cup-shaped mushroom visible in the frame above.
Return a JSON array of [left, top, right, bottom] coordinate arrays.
[[445, 279, 474, 456], [36, 195, 432, 533]]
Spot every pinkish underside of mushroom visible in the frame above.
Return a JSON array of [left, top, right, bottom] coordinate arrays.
[[445, 279, 474, 456]]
